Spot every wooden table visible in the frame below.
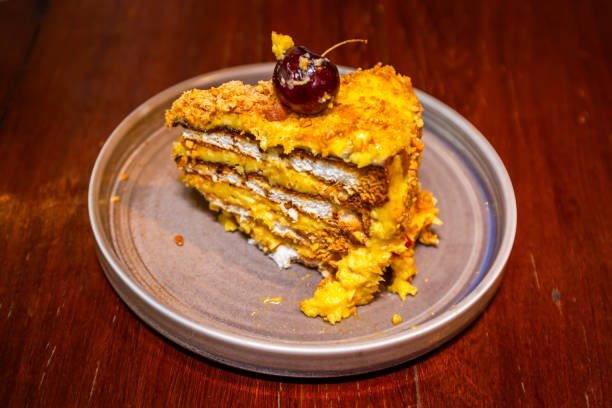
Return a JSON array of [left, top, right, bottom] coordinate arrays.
[[1, 0, 610, 406]]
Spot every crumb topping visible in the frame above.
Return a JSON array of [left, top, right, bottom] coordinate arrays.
[[174, 235, 184, 246], [165, 64, 424, 167], [271, 31, 295, 60]]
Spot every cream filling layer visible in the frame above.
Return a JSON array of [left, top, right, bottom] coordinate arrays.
[[207, 197, 312, 269], [183, 130, 362, 190], [183, 162, 361, 227]]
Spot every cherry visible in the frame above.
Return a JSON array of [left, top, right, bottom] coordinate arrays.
[[272, 38, 367, 115], [273, 46, 339, 114]]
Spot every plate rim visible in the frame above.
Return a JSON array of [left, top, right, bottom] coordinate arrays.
[[88, 63, 517, 375]]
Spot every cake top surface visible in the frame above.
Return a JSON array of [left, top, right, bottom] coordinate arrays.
[[165, 64, 423, 167]]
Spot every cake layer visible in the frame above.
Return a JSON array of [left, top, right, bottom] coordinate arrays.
[[165, 64, 424, 167], [217, 209, 323, 270], [176, 130, 388, 209], [180, 160, 366, 239], [180, 172, 355, 267]]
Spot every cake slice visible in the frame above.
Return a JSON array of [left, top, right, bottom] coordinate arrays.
[[166, 63, 441, 324]]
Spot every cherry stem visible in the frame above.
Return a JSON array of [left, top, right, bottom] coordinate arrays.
[[321, 39, 368, 58]]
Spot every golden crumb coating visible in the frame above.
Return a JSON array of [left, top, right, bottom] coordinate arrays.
[[165, 64, 423, 168]]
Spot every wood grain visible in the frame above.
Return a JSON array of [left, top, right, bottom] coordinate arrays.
[[1, 0, 610, 406]]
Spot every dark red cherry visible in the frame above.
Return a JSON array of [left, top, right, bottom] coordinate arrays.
[[273, 46, 340, 115]]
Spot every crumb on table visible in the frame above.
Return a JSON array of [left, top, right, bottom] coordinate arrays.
[[110, 196, 120, 203], [174, 235, 184, 246], [120, 173, 128, 181]]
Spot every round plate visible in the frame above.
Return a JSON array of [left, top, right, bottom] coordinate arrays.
[[88, 63, 516, 377]]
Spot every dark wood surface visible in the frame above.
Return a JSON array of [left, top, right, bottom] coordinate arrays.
[[1, 0, 610, 406]]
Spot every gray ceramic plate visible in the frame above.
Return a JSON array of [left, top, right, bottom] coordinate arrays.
[[88, 63, 516, 377]]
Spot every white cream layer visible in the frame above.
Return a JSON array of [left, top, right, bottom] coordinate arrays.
[[183, 130, 362, 190], [208, 198, 308, 269], [185, 162, 351, 223]]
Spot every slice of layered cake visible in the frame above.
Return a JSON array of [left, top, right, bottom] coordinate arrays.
[[166, 51, 440, 324]]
